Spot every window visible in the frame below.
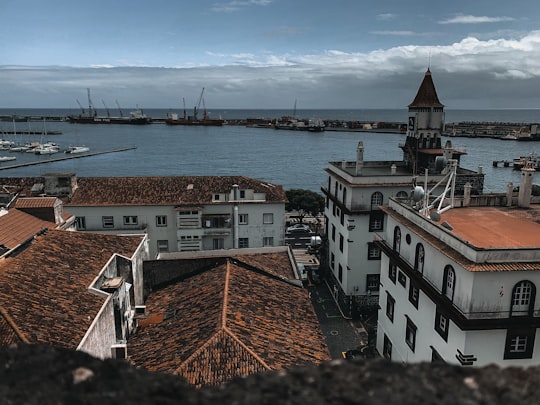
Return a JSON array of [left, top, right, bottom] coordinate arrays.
[[330, 253, 335, 270], [383, 334, 392, 360], [386, 292, 395, 322], [263, 213, 273, 224], [369, 211, 384, 232], [405, 317, 417, 352], [239, 238, 249, 248], [75, 216, 86, 230], [214, 194, 220, 201], [239, 190, 246, 198], [388, 263, 397, 284], [396, 190, 409, 199], [431, 347, 445, 363], [504, 329, 535, 359], [123, 216, 138, 225], [511, 280, 536, 316], [213, 238, 224, 249], [367, 242, 381, 260], [157, 240, 169, 252], [393, 226, 401, 253], [442, 265, 455, 301], [342, 187, 347, 204], [332, 224, 336, 241], [435, 309, 449, 341], [371, 191, 383, 209], [408, 282, 419, 308], [414, 243, 425, 273], [366, 274, 380, 292], [338, 264, 343, 282], [239, 214, 248, 225], [263, 237, 274, 247], [339, 234, 344, 252], [156, 215, 167, 227], [398, 271, 407, 287], [102, 216, 114, 228]]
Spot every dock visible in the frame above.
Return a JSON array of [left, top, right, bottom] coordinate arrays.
[[492, 160, 513, 168], [0, 147, 137, 170]]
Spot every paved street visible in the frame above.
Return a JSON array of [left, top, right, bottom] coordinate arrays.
[[308, 281, 365, 359]]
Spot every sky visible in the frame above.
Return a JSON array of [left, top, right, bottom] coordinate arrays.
[[2, 0, 540, 109]]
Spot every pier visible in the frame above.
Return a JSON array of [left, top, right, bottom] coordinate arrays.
[[0, 147, 137, 171], [492, 160, 513, 168]]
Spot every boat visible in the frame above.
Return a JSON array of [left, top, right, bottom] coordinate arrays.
[[34, 142, 60, 155], [67, 89, 151, 125], [0, 156, 16, 162], [500, 133, 518, 140], [512, 153, 540, 170], [65, 146, 90, 154], [165, 88, 225, 127], [274, 117, 325, 132]]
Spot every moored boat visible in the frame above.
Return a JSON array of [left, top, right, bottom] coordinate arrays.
[[0, 156, 16, 162], [65, 146, 90, 154], [512, 153, 540, 170]]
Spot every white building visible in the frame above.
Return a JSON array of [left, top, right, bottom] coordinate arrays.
[[376, 165, 540, 366], [61, 175, 287, 258], [321, 69, 484, 317]]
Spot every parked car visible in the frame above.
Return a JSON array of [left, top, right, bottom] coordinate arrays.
[[286, 223, 312, 234]]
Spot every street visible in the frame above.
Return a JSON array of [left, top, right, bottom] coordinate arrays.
[[308, 281, 366, 359]]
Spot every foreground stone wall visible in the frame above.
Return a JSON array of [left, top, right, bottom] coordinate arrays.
[[1, 344, 539, 404]]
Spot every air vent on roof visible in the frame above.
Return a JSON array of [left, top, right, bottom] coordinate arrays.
[[101, 277, 123, 291], [30, 183, 44, 195], [441, 221, 453, 231], [187, 183, 194, 190]]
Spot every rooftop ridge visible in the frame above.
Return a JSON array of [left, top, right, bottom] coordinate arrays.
[[0, 306, 30, 344], [222, 325, 271, 371]]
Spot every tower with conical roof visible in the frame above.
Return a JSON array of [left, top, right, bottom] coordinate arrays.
[[401, 69, 463, 174]]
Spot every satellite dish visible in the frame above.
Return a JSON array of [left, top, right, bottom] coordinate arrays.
[[412, 186, 425, 202], [429, 211, 441, 222], [435, 156, 447, 173]]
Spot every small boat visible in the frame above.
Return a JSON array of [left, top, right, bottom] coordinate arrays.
[[34, 142, 60, 155], [65, 146, 90, 154], [513, 153, 540, 170], [0, 156, 16, 162], [500, 133, 518, 140], [165, 88, 225, 127]]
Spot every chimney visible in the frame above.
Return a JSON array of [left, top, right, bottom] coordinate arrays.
[[506, 182, 513, 207], [390, 164, 397, 175], [232, 184, 239, 248], [477, 165, 483, 175], [356, 141, 364, 175], [463, 182, 471, 206], [518, 166, 535, 208]]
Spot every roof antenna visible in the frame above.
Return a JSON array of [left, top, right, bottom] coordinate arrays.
[[428, 48, 432, 70]]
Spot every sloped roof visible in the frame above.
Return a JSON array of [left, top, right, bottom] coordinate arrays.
[[0, 230, 144, 349], [408, 68, 444, 108], [128, 258, 330, 387], [0, 209, 55, 251], [15, 197, 58, 209], [67, 176, 287, 206]]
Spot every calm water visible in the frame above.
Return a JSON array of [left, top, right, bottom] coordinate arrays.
[[0, 108, 539, 193]]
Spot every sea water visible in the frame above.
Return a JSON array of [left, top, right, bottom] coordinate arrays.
[[0, 108, 538, 193]]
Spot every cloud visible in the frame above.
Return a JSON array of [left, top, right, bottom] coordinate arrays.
[[211, 0, 272, 13], [376, 13, 397, 21], [3, 31, 540, 109], [439, 15, 515, 24]]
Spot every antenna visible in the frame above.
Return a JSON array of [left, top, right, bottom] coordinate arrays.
[[428, 48, 432, 69], [419, 159, 458, 218]]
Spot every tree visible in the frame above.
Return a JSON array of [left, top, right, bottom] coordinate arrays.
[[285, 189, 325, 218]]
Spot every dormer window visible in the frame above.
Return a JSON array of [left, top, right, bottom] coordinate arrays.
[[214, 194, 220, 201], [239, 190, 246, 199]]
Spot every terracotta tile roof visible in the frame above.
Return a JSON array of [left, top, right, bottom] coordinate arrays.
[[382, 205, 540, 272], [0, 209, 55, 251], [0, 230, 144, 349], [0, 307, 28, 345], [408, 68, 444, 108], [67, 176, 287, 206], [129, 258, 330, 387], [14, 197, 58, 209]]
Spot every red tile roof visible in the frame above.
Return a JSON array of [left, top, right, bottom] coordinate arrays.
[[67, 176, 287, 206], [0, 230, 145, 349], [0, 209, 55, 251], [408, 69, 444, 108], [128, 257, 330, 387], [15, 197, 58, 209]]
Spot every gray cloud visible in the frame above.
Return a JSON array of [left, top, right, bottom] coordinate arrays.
[[2, 31, 540, 109]]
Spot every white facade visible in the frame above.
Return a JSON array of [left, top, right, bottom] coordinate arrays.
[[376, 194, 540, 367], [67, 180, 285, 258]]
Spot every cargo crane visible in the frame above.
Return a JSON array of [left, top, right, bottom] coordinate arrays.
[[193, 87, 205, 121], [115, 100, 124, 117]]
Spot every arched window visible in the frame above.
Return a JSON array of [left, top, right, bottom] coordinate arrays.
[[334, 181, 338, 197], [371, 192, 383, 209], [396, 190, 408, 199], [342, 187, 347, 204], [414, 243, 425, 273], [511, 280, 536, 316], [442, 265, 455, 301], [393, 226, 401, 253]]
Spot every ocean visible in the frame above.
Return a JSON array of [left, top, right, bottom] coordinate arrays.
[[0, 108, 539, 193]]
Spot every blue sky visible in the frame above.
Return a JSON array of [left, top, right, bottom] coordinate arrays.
[[1, 0, 540, 109]]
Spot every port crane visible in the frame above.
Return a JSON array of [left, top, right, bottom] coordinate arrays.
[[193, 87, 205, 121]]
